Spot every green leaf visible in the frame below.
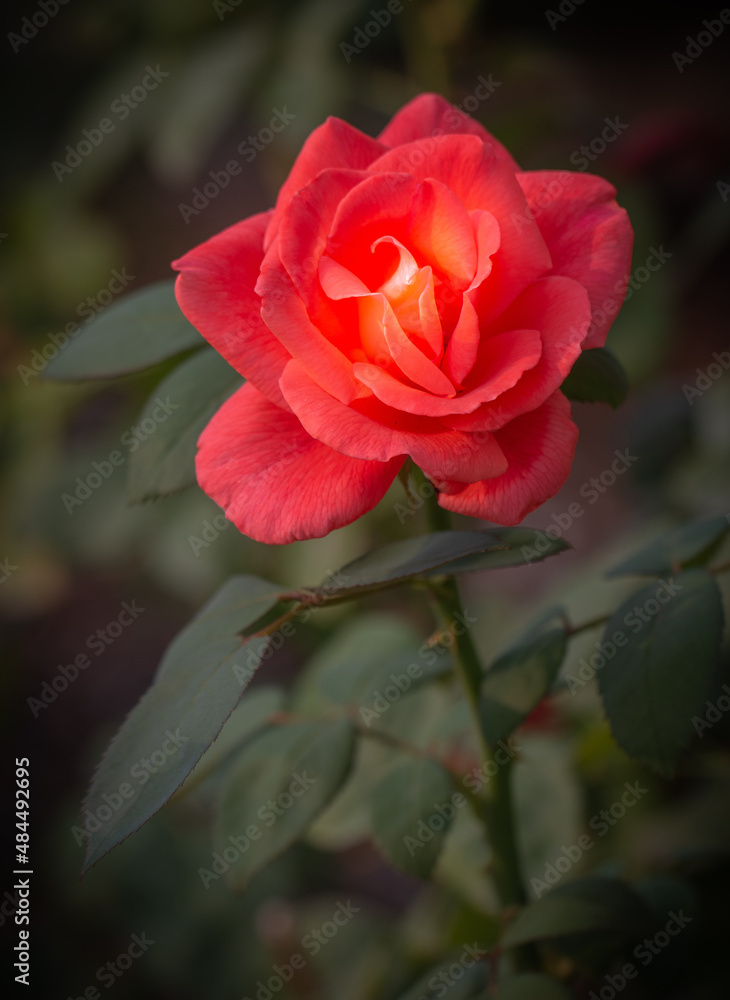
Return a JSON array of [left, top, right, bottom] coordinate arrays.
[[480, 629, 567, 746], [395, 954, 486, 1000], [597, 569, 724, 775], [607, 516, 730, 577], [560, 348, 629, 408], [176, 686, 285, 796], [292, 613, 451, 716], [44, 280, 204, 381], [494, 973, 574, 999], [81, 575, 280, 873], [296, 530, 570, 606], [312, 531, 507, 597], [502, 877, 653, 948], [127, 349, 243, 502], [444, 528, 571, 573], [372, 758, 457, 879], [217, 719, 356, 888]]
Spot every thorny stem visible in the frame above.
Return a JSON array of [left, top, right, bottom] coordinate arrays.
[[415, 470, 537, 974]]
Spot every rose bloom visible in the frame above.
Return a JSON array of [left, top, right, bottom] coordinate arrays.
[[173, 94, 632, 544]]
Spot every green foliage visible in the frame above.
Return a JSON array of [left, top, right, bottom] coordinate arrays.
[[371, 758, 457, 878], [560, 347, 629, 408], [494, 973, 575, 999], [597, 569, 725, 775], [480, 629, 567, 745], [306, 529, 570, 601], [81, 576, 279, 872], [291, 612, 451, 715], [127, 348, 243, 502], [608, 515, 730, 577], [395, 956, 486, 1000], [217, 720, 356, 888], [501, 877, 653, 947], [43, 280, 204, 380]]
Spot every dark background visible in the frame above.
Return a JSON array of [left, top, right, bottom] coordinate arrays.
[[2, 1, 730, 998]]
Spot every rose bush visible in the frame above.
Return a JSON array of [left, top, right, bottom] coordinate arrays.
[[173, 94, 632, 544]]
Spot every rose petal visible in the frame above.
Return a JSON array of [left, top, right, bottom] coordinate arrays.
[[469, 209, 501, 290], [443, 275, 591, 432], [256, 258, 360, 403], [438, 391, 578, 524], [264, 118, 386, 251], [371, 294, 455, 395], [369, 135, 552, 322], [441, 294, 481, 385], [517, 170, 633, 348], [172, 211, 291, 410], [280, 359, 507, 483], [377, 92, 520, 170], [278, 168, 368, 303], [326, 173, 477, 291], [353, 327, 541, 417], [196, 383, 401, 544]]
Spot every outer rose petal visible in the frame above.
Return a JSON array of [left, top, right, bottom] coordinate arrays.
[[438, 391, 578, 524], [264, 118, 387, 251], [196, 383, 402, 545], [280, 360, 508, 484], [377, 92, 520, 171], [172, 212, 291, 409], [516, 171, 633, 349]]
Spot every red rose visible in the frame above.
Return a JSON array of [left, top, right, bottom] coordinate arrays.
[[173, 94, 632, 544]]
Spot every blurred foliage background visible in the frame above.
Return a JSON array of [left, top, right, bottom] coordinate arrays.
[[2, 0, 730, 997]]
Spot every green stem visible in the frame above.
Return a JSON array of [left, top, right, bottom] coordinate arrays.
[[430, 574, 527, 911], [415, 471, 536, 972]]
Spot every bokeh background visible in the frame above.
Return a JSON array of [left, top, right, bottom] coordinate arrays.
[[2, 1, 730, 997]]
